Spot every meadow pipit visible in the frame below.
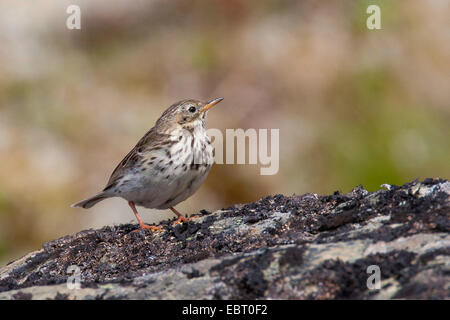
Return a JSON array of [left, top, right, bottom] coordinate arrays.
[[72, 98, 223, 231]]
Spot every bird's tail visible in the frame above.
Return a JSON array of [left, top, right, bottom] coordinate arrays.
[[71, 192, 110, 209]]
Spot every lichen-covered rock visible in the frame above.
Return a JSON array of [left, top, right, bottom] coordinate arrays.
[[0, 178, 448, 299]]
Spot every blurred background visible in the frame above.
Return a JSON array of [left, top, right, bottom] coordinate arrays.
[[0, 0, 449, 265]]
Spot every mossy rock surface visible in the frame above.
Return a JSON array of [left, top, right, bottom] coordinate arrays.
[[0, 178, 448, 299]]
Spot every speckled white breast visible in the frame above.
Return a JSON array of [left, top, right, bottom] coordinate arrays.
[[114, 125, 213, 209]]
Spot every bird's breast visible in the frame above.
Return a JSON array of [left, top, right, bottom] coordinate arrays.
[[119, 129, 213, 209]]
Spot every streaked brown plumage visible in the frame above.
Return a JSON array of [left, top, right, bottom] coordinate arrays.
[[72, 97, 223, 231]]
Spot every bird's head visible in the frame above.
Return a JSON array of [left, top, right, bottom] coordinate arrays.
[[156, 98, 223, 133]]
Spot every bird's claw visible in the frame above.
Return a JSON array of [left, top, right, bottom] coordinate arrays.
[[133, 224, 164, 232], [171, 215, 200, 225]]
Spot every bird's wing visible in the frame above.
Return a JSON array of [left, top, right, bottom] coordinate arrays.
[[103, 127, 169, 192]]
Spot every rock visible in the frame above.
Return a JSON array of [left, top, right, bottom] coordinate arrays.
[[0, 179, 448, 300]]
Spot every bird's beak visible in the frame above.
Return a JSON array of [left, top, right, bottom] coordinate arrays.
[[201, 97, 223, 112]]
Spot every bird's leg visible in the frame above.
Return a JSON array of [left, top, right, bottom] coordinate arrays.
[[170, 207, 199, 225], [129, 201, 163, 231]]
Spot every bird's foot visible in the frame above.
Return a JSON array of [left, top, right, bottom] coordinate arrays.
[[171, 215, 200, 225], [129, 201, 164, 232], [134, 223, 164, 232]]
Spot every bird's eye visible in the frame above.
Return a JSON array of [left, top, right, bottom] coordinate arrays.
[[188, 106, 196, 113]]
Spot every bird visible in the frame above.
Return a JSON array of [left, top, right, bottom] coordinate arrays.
[[72, 97, 223, 231]]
